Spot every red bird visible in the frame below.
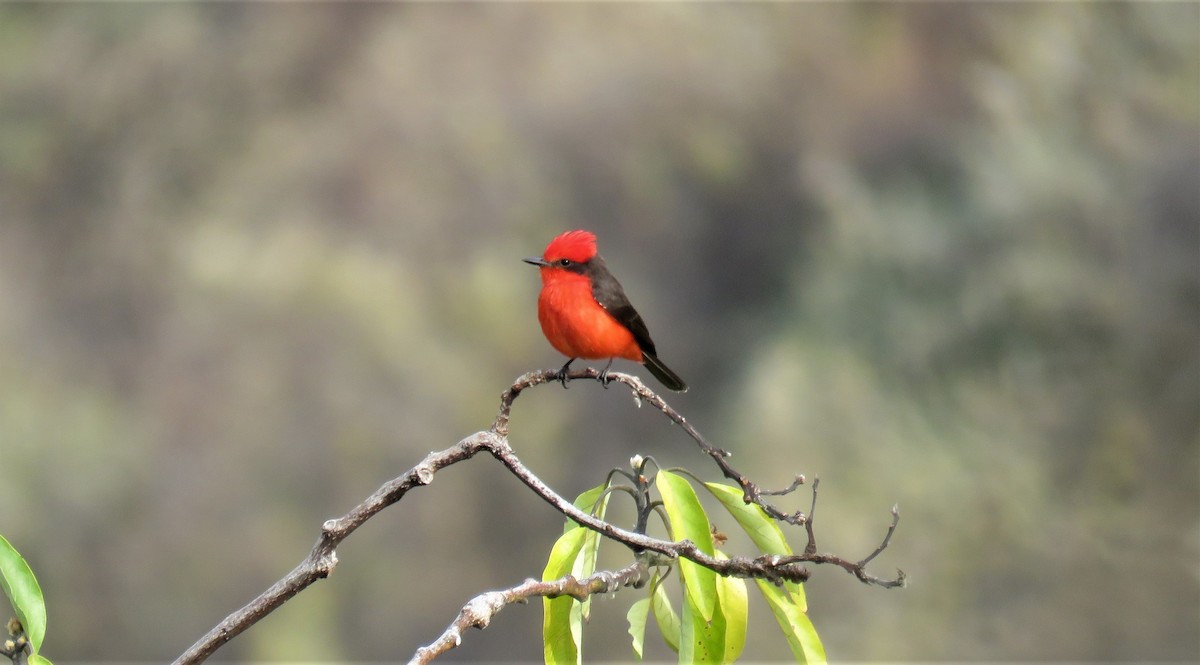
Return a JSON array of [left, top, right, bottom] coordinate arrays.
[[524, 230, 688, 392]]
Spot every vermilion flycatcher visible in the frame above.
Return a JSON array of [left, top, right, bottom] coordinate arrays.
[[524, 230, 688, 393]]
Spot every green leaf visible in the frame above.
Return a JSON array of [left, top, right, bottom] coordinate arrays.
[[680, 583, 724, 664], [29, 655, 53, 665], [676, 550, 748, 665], [705, 481, 807, 608], [571, 485, 611, 622], [0, 534, 46, 653], [714, 550, 748, 663], [542, 527, 589, 664], [656, 470, 717, 622], [542, 482, 612, 664], [755, 579, 826, 664], [703, 482, 792, 554], [626, 597, 650, 660], [650, 572, 681, 652], [563, 483, 610, 535], [703, 482, 821, 662]]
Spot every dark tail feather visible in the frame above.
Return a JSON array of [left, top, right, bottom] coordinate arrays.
[[642, 351, 688, 393]]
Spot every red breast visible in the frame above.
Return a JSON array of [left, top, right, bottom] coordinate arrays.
[[536, 275, 643, 361]]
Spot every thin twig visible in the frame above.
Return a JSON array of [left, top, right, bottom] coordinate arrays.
[[781, 502, 906, 588], [804, 477, 820, 556], [408, 560, 649, 664], [760, 474, 807, 496]]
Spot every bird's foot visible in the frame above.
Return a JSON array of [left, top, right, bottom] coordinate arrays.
[[598, 359, 615, 389], [556, 359, 575, 389]]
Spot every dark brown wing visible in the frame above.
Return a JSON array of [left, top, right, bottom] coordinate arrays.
[[586, 255, 688, 392], [585, 255, 657, 355]]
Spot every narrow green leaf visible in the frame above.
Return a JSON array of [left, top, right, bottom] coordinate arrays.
[[0, 534, 46, 653], [542, 526, 589, 665], [626, 597, 650, 660], [715, 551, 748, 663], [679, 586, 696, 663], [29, 655, 53, 665], [705, 481, 807, 607], [677, 550, 748, 665], [572, 486, 611, 622], [787, 577, 808, 613], [650, 572, 681, 653], [680, 583, 724, 664], [542, 482, 612, 664], [755, 579, 826, 664], [656, 470, 717, 622]]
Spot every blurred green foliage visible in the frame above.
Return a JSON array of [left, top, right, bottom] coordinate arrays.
[[0, 3, 1195, 662]]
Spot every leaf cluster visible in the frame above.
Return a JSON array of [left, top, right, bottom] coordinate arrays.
[[542, 469, 823, 664]]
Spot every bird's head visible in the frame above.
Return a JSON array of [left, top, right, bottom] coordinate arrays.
[[523, 229, 597, 272]]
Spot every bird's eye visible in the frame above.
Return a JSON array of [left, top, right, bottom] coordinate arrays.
[[557, 258, 572, 267]]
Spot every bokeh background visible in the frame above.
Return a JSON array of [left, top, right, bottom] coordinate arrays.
[[1, 3, 1197, 662]]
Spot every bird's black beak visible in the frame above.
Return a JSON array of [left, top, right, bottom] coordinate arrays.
[[523, 257, 550, 268]]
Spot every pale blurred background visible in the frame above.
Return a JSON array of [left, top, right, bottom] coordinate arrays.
[[1, 3, 1196, 662]]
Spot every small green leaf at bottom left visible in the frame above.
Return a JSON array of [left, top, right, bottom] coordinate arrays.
[[0, 533, 52, 664]]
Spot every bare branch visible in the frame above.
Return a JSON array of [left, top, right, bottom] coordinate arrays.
[[804, 476, 820, 556], [783, 499, 906, 589], [175, 367, 903, 663], [760, 474, 807, 497], [173, 432, 496, 665], [495, 368, 813, 527], [408, 560, 649, 664]]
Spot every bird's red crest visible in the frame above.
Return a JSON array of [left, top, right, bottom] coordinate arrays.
[[543, 229, 598, 263]]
